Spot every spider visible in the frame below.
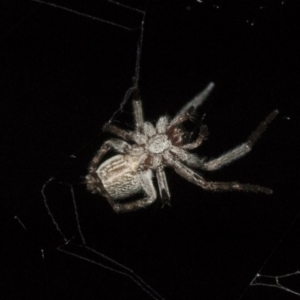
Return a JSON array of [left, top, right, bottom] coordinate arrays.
[[86, 82, 278, 213]]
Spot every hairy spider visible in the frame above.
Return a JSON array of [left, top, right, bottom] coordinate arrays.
[[86, 82, 278, 213]]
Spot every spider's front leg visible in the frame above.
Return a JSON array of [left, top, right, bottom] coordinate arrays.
[[168, 82, 215, 129], [164, 154, 272, 194], [172, 82, 215, 122], [201, 110, 279, 171]]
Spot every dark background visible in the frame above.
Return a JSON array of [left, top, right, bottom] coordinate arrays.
[[1, 0, 300, 299]]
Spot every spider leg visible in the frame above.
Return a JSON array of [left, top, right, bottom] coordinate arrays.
[[168, 83, 215, 129], [201, 110, 278, 171], [87, 138, 131, 172], [156, 166, 171, 206], [112, 170, 157, 213], [102, 123, 134, 142], [131, 82, 144, 134], [103, 79, 144, 139], [165, 157, 272, 194], [183, 125, 209, 150]]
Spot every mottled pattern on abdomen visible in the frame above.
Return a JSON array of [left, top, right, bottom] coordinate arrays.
[[97, 155, 141, 199]]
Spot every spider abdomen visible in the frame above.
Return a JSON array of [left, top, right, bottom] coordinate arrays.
[[97, 155, 141, 199]]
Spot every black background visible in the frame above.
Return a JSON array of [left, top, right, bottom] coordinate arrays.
[[1, 1, 300, 300]]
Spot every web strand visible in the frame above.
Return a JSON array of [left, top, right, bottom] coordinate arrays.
[[108, 11, 145, 123], [239, 211, 300, 299], [30, 0, 142, 30], [41, 178, 165, 300]]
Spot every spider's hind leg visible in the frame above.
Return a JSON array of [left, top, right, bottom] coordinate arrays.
[[113, 170, 157, 213]]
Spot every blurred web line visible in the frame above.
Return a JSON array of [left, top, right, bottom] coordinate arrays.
[[239, 211, 300, 299], [108, 10, 145, 123], [30, 0, 144, 30], [106, 0, 144, 13], [41, 177, 166, 300], [252, 271, 300, 296]]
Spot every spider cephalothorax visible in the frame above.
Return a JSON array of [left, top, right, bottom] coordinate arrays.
[[86, 82, 278, 213]]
